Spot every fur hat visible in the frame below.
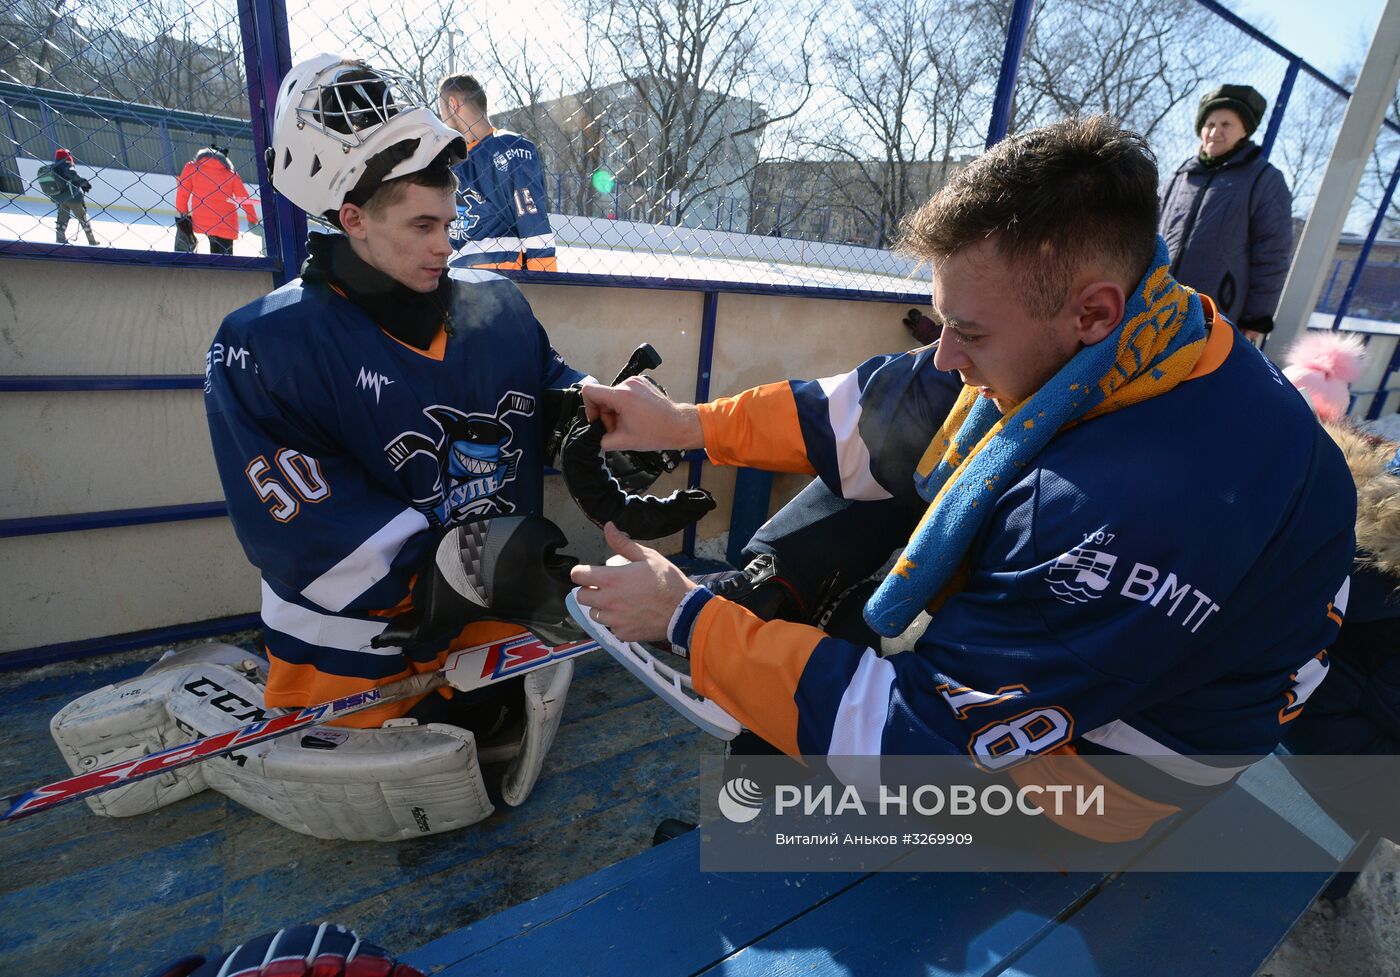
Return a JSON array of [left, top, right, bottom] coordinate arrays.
[[1283, 331, 1367, 423], [1196, 84, 1267, 137], [1324, 421, 1400, 579]]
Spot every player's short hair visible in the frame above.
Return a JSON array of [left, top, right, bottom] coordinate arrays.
[[438, 74, 488, 115], [361, 162, 458, 216], [330, 138, 458, 229], [898, 115, 1159, 319]]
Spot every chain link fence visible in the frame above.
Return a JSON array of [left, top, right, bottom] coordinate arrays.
[[0, 0, 264, 255], [2, 0, 1398, 300]]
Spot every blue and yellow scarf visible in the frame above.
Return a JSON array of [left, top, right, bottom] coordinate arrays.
[[864, 237, 1208, 636]]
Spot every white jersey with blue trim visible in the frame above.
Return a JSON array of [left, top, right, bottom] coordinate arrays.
[[448, 129, 557, 271], [204, 263, 583, 719]]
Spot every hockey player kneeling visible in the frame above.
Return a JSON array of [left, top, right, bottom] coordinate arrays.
[[51, 53, 609, 841], [51, 516, 586, 841]]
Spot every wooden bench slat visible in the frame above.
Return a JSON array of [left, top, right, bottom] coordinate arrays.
[[406, 831, 872, 976], [696, 870, 1110, 977]]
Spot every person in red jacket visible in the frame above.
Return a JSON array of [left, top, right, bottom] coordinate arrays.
[[174, 140, 259, 254]]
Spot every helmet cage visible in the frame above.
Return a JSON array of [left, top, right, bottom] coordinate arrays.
[[269, 55, 465, 220], [298, 64, 416, 149]]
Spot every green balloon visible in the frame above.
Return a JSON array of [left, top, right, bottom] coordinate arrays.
[[592, 168, 616, 194]]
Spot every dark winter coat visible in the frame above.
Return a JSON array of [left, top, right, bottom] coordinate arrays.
[[1284, 424, 1400, 839], [49, 158, 90, 205], [1158, 141, 1293, 328]]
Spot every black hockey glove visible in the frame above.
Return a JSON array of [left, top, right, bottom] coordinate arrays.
[[903, 308, 940, 345], [140, 923, 426, 976], [373, 515, 586, 659], [606, 444, 684, 493], [561, 417, 716, 540], [544, 390, 684, 494]]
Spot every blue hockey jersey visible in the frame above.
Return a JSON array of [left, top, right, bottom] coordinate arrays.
[[680, 318, 1357, 836], [204, 263, 583, 724], [448, 129, 557, 272]]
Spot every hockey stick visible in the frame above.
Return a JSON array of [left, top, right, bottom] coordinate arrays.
[[1, 633, 596, 823], [565, 590, 741, 740]]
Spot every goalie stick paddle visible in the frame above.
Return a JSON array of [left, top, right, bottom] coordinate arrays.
[[1, 633, 596, 823]]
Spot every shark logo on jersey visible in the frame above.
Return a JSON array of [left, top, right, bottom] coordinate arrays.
[[1046, 546, 1118, 604], [452, 191, 484, 238], [383, 391, 536, 524]]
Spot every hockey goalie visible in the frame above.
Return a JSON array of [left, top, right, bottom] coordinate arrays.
[[45, 53, 712, 842]]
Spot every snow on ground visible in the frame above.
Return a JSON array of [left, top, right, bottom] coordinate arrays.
[[0, 199, 925, 293]]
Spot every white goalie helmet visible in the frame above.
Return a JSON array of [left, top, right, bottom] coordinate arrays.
[[268, 54, 466, 220]]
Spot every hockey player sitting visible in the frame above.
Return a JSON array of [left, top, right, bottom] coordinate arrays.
[[570, 115, 1358, 844], [437, 73, 558, 272], [53, 56, 598, 842]]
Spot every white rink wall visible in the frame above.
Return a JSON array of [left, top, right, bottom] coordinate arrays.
[[0, 255, 924, 656]]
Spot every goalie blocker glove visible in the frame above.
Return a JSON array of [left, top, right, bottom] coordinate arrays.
[[561, 418, 715, 540], [374, 514, 585, 657], [142, 922, 424, 977], [542, 383, 684, 494]]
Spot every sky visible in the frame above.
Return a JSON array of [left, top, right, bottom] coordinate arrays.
[[1223, 0, 1388, 79]]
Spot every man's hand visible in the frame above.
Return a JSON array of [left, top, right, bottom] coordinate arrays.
[[581, 377, 704, 453], [570, 522, 699, 642]]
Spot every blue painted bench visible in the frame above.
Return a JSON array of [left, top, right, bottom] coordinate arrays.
[[404, 757, 1365, 977]]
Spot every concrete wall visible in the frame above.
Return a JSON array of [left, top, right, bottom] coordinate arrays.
[[0, 255, 928, 657]]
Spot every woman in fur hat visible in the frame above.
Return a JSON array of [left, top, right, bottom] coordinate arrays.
[[1159, 84, 1293, 342]]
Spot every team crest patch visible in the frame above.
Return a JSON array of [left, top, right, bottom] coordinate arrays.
[[493, 153, 508, 172], [1046, 545, 1118, 604], [384, 391, 535, 524]]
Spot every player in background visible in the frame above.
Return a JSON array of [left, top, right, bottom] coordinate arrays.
[[437, 74, 558, 272]]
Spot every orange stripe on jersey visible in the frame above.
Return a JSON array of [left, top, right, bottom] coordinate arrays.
[[696, 382, 817, 474], [1184, 294, 1233, 381], [690, 597, 824, 756], [264, 620, 530, 728], [1008, 745, 1180, 843], [327, 281, 450, 361], [524, 256, 559, 271], [264, 654, 424, 728]]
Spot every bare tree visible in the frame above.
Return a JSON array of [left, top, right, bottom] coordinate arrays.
[[581, 0, 816, 226], [788, 0, 992, 247], [1347, 66, 1400, 238], [339, 0, 457, 104], [3, 0, 246, 116], [1005, 0, 1232, 144], [1270, 75, 1350, 223]]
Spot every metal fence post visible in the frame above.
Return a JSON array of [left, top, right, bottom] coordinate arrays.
[[237, 0, 305, 285], [1333, 154, 1400, 329], [1320, 259, 1343, 311], [1261, 58, 1300, 160], [682, 291, 719, 558], [38, 100, 56, 156], [1369, 339, 1400, 419], [985, 0, 1036, 148]]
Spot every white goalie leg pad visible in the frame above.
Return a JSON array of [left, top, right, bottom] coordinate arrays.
[[48, 643, 268, 818], [200, 721, 495, 841], [501, 660, 574, 807]]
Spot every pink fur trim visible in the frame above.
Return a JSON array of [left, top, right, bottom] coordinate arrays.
[[1284, 331, 1367, 383]]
